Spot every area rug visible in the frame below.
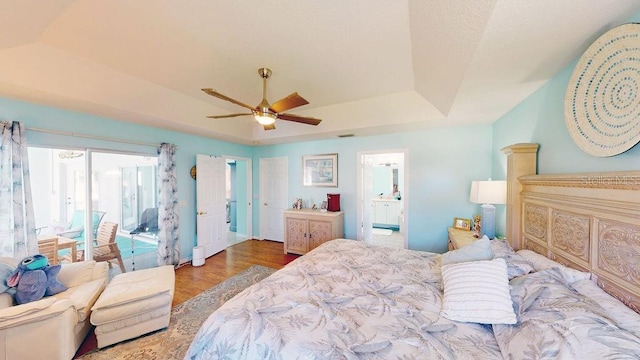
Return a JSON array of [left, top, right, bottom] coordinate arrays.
[[78, 264, 276, 360]]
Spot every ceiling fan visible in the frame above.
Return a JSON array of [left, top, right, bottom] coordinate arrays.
[[202, 68, 322, 130]]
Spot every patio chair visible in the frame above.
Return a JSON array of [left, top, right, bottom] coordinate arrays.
[[73, 222, 126, 273], [38, 237, 59, 265], [57, 210, 107, 240], [94, 222, 126, 273]]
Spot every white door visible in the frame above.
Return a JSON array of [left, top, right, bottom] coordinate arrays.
[[373, 201, 386, 224], [259, 157, 288, 242], [360, 154, 374, 243], [61, 161, 85, 222], [196, 154, 227, 258]]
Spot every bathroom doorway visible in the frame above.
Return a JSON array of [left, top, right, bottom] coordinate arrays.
[[357, 150, 408, 249], [224, 156, 252, 247]]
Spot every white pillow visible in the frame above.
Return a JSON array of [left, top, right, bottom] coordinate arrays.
[[516, 249, 590, 283], [441, 238, 494, 265], [441, 258, 517, 325]]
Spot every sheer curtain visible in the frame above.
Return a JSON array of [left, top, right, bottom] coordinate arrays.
[[157, 143, 179, 266], [0, 121, 38, 258]]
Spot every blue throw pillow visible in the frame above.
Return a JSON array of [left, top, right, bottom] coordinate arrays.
[[442, 238, 494, 265]]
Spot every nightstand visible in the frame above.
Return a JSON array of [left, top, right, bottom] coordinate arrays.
[[447, 227, 478, 250]]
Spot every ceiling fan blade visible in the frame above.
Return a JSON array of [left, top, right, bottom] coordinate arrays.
[[202, 88, 255, 111], [270, 93, 309, 113], [278, 113, 322, 126], [206, 113, 253, 119], [263, 123, 276, 131]]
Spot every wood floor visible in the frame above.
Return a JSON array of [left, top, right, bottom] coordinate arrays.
[[172, 239, 299, 306]]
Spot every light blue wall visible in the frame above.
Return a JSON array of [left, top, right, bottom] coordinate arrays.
[[0, 97, 253, 261], [253, 125, 493, 253], [491, 12, 640, 236]]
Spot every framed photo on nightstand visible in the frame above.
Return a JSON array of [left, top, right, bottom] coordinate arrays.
[[453, 217, 471, 230]]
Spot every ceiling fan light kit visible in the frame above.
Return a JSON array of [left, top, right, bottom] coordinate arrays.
[[254, 111, 276, 125], [203, 67, 321, 130]]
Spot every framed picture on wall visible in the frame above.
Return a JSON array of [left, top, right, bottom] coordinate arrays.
[[303, 153, 338, 187]]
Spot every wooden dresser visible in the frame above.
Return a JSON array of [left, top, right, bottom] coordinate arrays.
[[284, 209, 344, 255], [447, 227, 477, 250]]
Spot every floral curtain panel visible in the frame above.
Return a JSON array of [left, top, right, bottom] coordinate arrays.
[[0, 121, 38, 258], [157, 142, 179, 266]]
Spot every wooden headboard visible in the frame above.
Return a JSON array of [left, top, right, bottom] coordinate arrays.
[[502, 143, 640, 313]]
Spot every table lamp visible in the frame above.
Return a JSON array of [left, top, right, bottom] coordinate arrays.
[[469, 179, 506, 239]]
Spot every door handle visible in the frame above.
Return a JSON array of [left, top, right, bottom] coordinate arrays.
[[197, 211, 207, 215]]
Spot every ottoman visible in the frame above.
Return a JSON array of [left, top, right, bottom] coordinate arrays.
[[90, 265, 175, 348]]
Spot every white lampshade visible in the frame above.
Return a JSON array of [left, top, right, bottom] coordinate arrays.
[[469, 180, 506, 205]]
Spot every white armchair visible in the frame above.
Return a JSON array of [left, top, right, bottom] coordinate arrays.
[[0, 259, 108, 360]]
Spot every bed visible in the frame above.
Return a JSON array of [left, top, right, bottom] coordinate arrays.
[[185, 143, 640, 359]]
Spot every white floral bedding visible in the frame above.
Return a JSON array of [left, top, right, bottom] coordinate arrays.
[[184, 239, 502, 359], [493, 268, 640, 359], [184, 239, 640, 360]]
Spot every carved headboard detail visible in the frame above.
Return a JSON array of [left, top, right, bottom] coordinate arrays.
[[502, 143, 640, 313]]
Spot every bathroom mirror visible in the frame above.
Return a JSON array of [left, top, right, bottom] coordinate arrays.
[[373, 165, 399, 198], [392, 168, 398, 196]]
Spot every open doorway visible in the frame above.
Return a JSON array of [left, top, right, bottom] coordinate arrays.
[[224, 156, 252, 247], [357, 150, 408, 249]]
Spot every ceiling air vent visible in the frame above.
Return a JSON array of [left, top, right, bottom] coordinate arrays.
[[338, 134, 355, 138]]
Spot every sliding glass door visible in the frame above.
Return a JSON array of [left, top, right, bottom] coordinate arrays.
[[29, 147, 158, 275], [29, 148, 87, 234], [121, 166, 138, 231], [121, 165, 157, 231]]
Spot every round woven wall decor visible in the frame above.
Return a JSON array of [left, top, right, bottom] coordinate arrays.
[[564, 23, 640, 157]]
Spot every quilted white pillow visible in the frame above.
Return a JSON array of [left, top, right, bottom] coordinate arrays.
[[441, 258, 517, 324]]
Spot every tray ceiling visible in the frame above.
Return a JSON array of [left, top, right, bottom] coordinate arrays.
[[0, 0, 638, 145]]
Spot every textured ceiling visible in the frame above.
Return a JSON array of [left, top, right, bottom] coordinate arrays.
[[0, 0, 638, 145]]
